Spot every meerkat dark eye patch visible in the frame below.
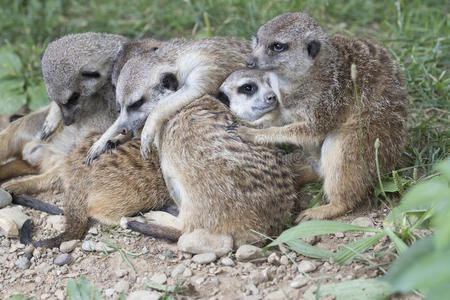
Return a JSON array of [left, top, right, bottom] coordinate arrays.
[[307, 40, 321, 59], [215, 90, 230, 107], [238, 82, 258, 96], [269, 42, 288, 52], [65, 92, 80, 107], [81, 71, 101, 78], [128, 97, 145, 110], [161, 72, 178, 91]]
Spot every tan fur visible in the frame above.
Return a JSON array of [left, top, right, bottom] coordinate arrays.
[[238, 12, 408, 220], [34, 133, 171, 248], [148, 95, 297, 246]]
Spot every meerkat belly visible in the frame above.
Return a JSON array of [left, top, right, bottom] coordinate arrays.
[[160, 155, 188, 209], [318, 132, 342, 177]]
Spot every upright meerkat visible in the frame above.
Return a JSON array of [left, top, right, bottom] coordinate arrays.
[[24, 133, 171, 248], [84, 37, 251, 164], [123, 95, 296, 246], [237, 12, 407, 220], [0, 33, 132, 194]]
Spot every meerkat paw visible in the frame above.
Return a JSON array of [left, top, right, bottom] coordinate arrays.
[[144, 211, 183, 231], [140, 119, 160, 158], [85, 140, 107, 165], [2, 180, 26, 195], [296, 204, 350, 222], [40, 103, 62, 140], [237, 126, 269, 144]]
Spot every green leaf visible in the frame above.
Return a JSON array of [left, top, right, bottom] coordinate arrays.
[[67, 276, 102, 300], [266, 220, 381, 249], [285, 239, 334, 260], [0, 78, 26, 114], [383, 236, 450, 293], [27, 83, 49, 111], [304, 279, 392, 300], [0, 46, 23, 79], [334, 232, 385, 265], [384, 227, 408, 253]]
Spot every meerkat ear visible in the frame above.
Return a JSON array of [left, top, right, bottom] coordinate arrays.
[[215, 90, 230, 107], [307, 40, 321, 59], [161, 72, 178, 91]]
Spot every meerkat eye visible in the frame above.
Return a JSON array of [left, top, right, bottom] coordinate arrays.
[[128, 97, 145, 110], [65, 92, 80, 107], [238, 83, 258, 96], [81, 71, 101, 78], [269, 42, 288, 52]]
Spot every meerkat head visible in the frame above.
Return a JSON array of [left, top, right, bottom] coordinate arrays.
[[115, 54, 179, 135], [111, 38, 161, 88], [217, 69, 281, 122], [247, 12, 327, 79], [41, 32, 127, 126]]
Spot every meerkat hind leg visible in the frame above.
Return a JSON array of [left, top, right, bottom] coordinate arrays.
[[144, 211, 183, 231], [0, 159, 38, 181]]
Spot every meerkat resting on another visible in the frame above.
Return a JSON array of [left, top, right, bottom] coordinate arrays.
[[218, 69, 321, 189], [123, 95, 296, 246], [236, 12, 407, 220], [25, 133, 171, 248], [85, 37, 251, 164], [1, 35, 161, 196]]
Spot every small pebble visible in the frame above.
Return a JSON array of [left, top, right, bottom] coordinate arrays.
[[298, 260, 316, 273], [182, 268, 193, 277], [165, 249, 175, 259], [151, 273, 167, 285], [54, 253, 72, 266], [220, 257, 235, 266], [267, 253, 280, 265], [235, 245, 263, 261], [335, 232, 345, 238], [290, 276, 308, 289], [280, 255, 290, 265], [114, 280, 129, 293], [81, 240, 96, 252], [192, 252, 217, 264], [128, 290, 160, 300], [88, 227, 98, 235], [171, 263, 186, 279], [60, 240, 78, 253], [0, 189, 12, 208], [351, 216, 374, 228], [104, 288, 115, 297]]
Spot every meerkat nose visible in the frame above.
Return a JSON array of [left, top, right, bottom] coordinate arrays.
[[246, 57, 257, 69], [264, 92, 277, 104]]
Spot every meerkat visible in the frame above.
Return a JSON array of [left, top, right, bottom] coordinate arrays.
[[122, 95, 296, 246], [236, 12, 407, 220], [0, 32, 130, 194], [84, 37, 252, 164], [218, 69, 321, 188], [21, 133, 171, 248]]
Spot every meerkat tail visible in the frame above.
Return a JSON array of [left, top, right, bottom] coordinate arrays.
[[126, 220, 181, 242], [19, 219, 33, 245], [12, 194, 64, 215]]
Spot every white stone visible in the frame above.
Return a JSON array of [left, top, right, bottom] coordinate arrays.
[[182, 268, 193, 278], [0, 206, 29, 228], [171, 263, 186, 279], [335, 232, 345, 238], [81, 240, 97, 252], [178, 229, 233, 257], [16, 256, 30, 269], [351, 216, 374, 228], [0, 217, 18, 237], [280, 255, 290, 265], [104, 288, 115, 297], [235, 245, 263, 261], [95, 242, 114, 252], [150, 273, 167, 285], [192, 252, 217, 264], [267, 252, 280, 265], [220, 257, 235, 266], [0, 189, 12, 208], [290, 276, 308, 289], [47, 215, 65, 232], [298, 260, 316, 273], [60, 240, 78, 253]]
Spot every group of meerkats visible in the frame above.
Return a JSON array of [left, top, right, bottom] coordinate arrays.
[[0, 12, 407, 249]]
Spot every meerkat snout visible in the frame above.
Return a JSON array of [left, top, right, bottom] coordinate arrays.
[[246, 56, 257, 69], [264, 92, 277, 104]]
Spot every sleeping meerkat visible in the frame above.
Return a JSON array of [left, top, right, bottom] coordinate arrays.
[[27, 133, 171, 248], [84, 37, 252, 164], [239, 12, 408, 220], [123, 95, 296, 246], [1, 35, 161, 195]]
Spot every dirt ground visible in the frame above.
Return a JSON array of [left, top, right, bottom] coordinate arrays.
[[0, 117, 417, 300]]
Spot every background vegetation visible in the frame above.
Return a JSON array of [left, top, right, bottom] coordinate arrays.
[[1, 0, 448, 299]]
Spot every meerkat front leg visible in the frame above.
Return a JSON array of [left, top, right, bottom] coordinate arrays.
[[237, 122, 323, 146], [40, 102, 62, 140], [140, 85, 204, 157], [85, 119, 121, 165]]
